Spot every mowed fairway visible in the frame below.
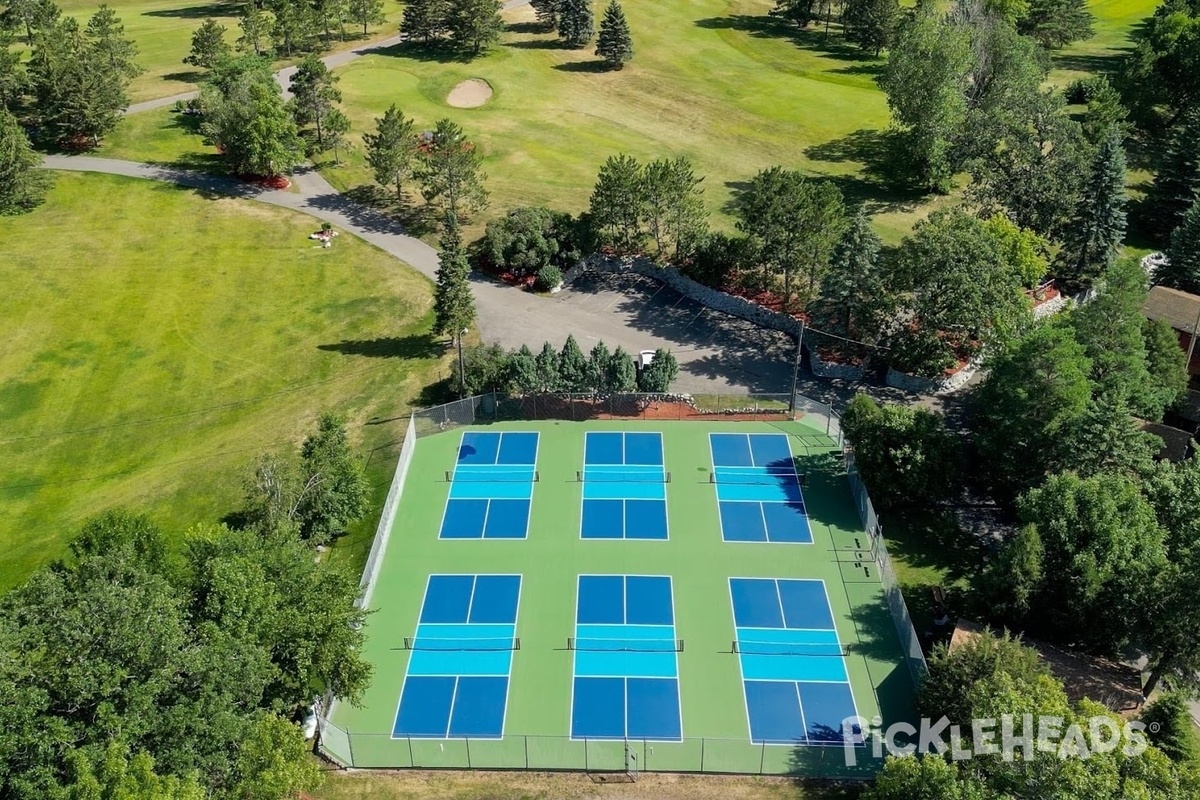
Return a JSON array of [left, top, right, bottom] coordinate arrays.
[[0, 172, 443, 590], [323, 0, 894, 234]]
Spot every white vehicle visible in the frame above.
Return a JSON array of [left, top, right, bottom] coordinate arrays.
[[636, 350, 657, 370]]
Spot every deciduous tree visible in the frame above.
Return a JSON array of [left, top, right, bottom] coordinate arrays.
[[842, 0, 898, 55], [636, 349, 678, 392], [1017, 0, 1092, 49], [606, 345, 636, 391], [348, 0, 385, 34]]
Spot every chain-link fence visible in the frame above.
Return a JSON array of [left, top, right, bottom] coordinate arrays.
[[317, 723, 883, 778], [358, 413, 416, 611]]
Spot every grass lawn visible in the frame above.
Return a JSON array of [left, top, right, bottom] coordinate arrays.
[[307, 768, 863, 799], [0, 172, 449, 591], [42, 0, 405, 103], [320, 0, 923, 241], [100, 105, 223, 167]]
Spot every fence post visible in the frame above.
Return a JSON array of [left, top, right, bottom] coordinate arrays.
[[759, 741, 766, 774], [700, 737, 705, 772], [466, 736, 471, 769], [407, 736, 414, 767], [524, 735, 529, 769], [347, 730, 355, 767]]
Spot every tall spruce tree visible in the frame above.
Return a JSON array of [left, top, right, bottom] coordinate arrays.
[[558, 334, 589, 390], [289, 54, 343, 152], [0, 26, 26, 109], [0, 107, 51, 215], [556, 0, 593, 47], [418, 118, 488, 221], [595, 0, 632, 69], [433, 213, 476, 344], [1162, 199, 1200, 295], [1056, 126, 1127, 291], [1147, 106, 1200, 244], [184, 18, 231, 69], [529, 0, 561, 30], [816, 208, 887, 340], [1017, 0, 1093, 49], [363, 104, 419, 202], [400, 0, 449, 45]]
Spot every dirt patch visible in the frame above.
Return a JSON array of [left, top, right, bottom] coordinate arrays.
[[446, 78, 493, 108]]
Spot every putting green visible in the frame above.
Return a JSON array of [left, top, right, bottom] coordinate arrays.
[[0, 172, 444, 590]]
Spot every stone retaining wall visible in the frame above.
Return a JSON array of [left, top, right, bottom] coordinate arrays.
[[810, 348, 867, 381], [885, 355, 983, 394]]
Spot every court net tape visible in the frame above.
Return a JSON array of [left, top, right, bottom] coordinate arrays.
[[446, 470, 539, 483], [568, 636, 684, 653], [577, 471, 671, 483], [403, 636, 521, 651], [710, 470, 806, 486], [732, 640, 847, 657]]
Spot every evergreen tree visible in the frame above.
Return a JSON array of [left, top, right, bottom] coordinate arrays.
[[636, 349, 679, 392], [1056, 126, 1127, 291], [313, 0, 349, 41], [589, 153, 644, 251], [432, 213, 476, 344], [507, 344, 539, 393], [289, 54, 343, 152], [1162, 198, 1200, 295], [85, 4, 140, 81], [184, 18, 231, 69], [842, 0, 898, 56], [816, 208, 887, 340], [268, 0, 318, 55], [1142, 693, 1200, 765], [347, 0, 385, 34], [0, 26, 27, 109], [529, 0, 561, 30], [4, 0, 53, 44], [0, 107, 51, 215], [237, 3, 274, 56], [642, 156, 705, 259], [419, 118, 488, 221], [363, 103, 419, 202], [595, 0, 631, 70], [448, 0, 503, 55], [1017, 0, 1093, 49], [606, 345, 636, 391], [534, 341, 561, 391], [1050, 395, 1162, 481], [1146, 106, 1200, 244], [558, 334, 589, 390], [587, 340, 611, 390], [400, 0, 449, 45], [556, 0, 593, 47]]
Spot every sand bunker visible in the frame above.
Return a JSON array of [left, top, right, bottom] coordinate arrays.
[[446, 78, 493, 108]]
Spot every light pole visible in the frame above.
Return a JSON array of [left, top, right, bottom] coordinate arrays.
[[457, 328, 468, 398], [788, 318, 805, 415]]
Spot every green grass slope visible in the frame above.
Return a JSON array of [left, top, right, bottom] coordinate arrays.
[[0, 172, 445, 590]]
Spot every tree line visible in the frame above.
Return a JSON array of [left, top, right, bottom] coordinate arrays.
[[453, 335, 680, 397], [0, 413, 374, 798]]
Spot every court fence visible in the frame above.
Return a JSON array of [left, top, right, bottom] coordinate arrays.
[[321, 390, 924, 775], [315, 727, 884, 779], [411, 391, 844, 437]]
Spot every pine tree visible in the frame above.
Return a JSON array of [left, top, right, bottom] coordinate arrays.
[[842, 0, 898, 56], [419, 118, 488, 221], [556, 0, 593, 47], [534, 341, 561, 391], [587, 340, 611, 390], [400, 0, 450, 45], [85, 4, 141, 81], [289, 54, 343, 152], [1162, 199, 1200, 295], [363, 104, 419, 202], [507, 344, 539, 393], [237, 3, 274, 56], [595, 0, 631, 69], [447, 0, 503, 55], [529, 0, 561, 30], [1056, 126, 1127, 292], [0, 26, 27, 109], [184, 18, 231, 69], [0, 107, 51, 215], [433, 213, 476, 344], [817, 207, 886, 339], [1147, 106, 1200, 244], [558, 334, 589, 390], [1018, 0, 1093, 50], [589, 153, 644, 251], [606, 345, 636, 391], [268, 0, 318, 55], [347, 0, 386, 35]]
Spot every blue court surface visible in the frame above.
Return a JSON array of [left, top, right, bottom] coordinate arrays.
[[729, 578, 858, 745], [571, 575, 683, 740], [710, 433, 812, 544], [440, 432, 539, 540], [393, 574, 522, 738], [580, 432, 668, 540]]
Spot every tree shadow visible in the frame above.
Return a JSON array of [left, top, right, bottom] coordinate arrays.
[[161, 69, 206, 84], [1050, 50, 1131, 78], [802, 129, 934, 212], [143, 2, 240, 18], [507, 20, 550, 33], [694, 14, 876, 63], [370, 40, 468, 64], [506, 38, 571, 50], [552, 59, 610, 73], [317, 333, 444, 359]]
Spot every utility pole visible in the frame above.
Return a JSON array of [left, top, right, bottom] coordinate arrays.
[[788, 319, 805, 415], [457, 329, 468, 398]]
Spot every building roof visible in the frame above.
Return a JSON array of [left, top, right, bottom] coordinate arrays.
[[1140, 421, 1195, 462], [1144, 286, 1200, 333], [949, 620, 1144, 715]]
